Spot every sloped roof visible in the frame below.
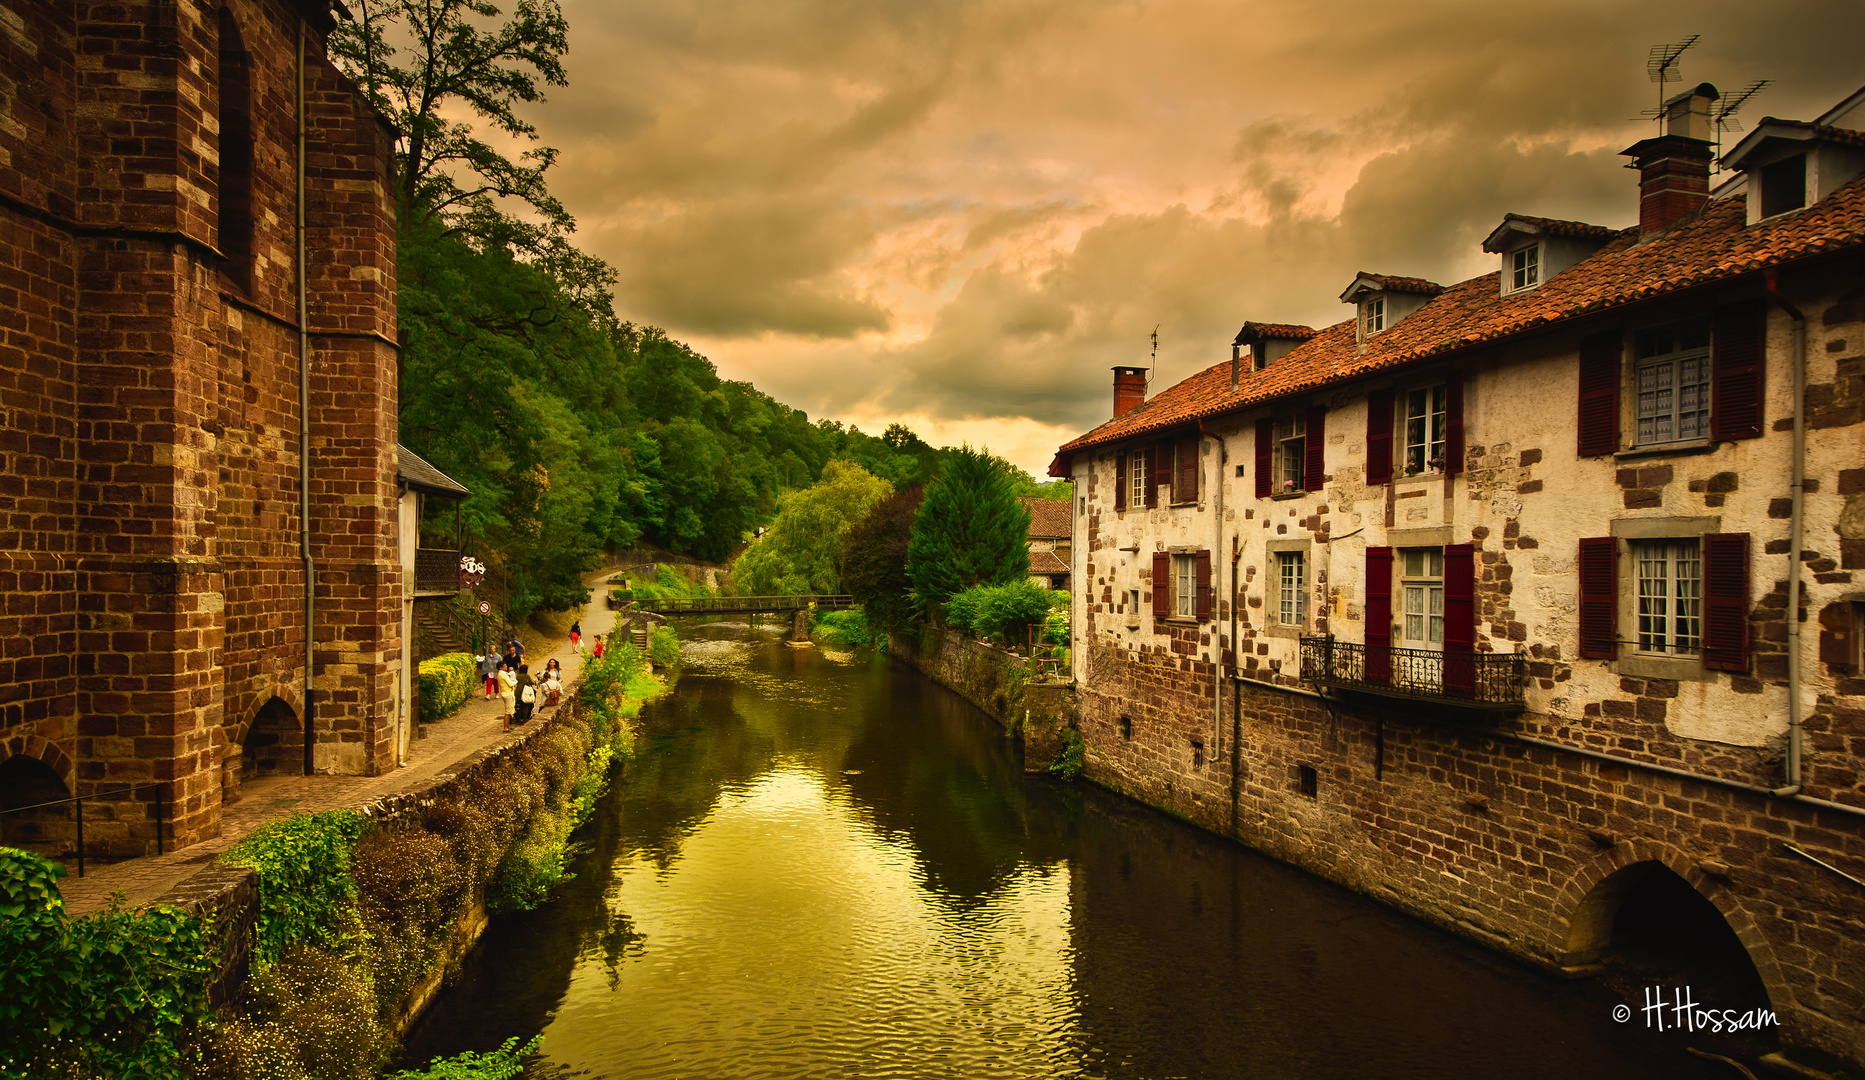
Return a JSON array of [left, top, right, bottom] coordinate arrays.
[[397, 444, 471, 497], [1057, 179, 1865, 459], [1029, 550, 1070, 575], [1020, 497, 1072, 539], [1721, 119, 1865, 170], [1482, 213, 1621, 252], [1232, 322, 1318, 345], [1340, 272, 1445, 302]]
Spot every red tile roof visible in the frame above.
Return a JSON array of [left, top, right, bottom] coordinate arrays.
[[1020, 497, 1072, 539], [1057, 180, 1865, 459], [1233, 321, 1317, 344], [1483, 213, 1621, 252], [1029, 550, 1070, 575], [1347, 271, 1445, 296]]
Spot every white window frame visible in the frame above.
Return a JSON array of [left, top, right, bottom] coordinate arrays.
[[1633, 538, 1702, 657], [1401, 383, 1447, 476], [1633, 319, 1712, 447], [1362, 297, 1386, 335], [1129, 449, 1147, 507], [1276, 551, 1305, 627], [1400, 547, 1444, 651], [1507, 243, 1540, 293], [1173, 553, 1195, 619], [1274, 415, 1306, 494]]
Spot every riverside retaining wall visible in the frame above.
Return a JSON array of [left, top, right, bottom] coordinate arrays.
[[887, 626, 1076, 771]]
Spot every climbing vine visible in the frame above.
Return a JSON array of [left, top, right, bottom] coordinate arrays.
[[221, 809, 371, 971]]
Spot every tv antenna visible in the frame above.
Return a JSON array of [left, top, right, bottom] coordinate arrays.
[[1149, 324, 1159, 381], [1638, 35, 1701, 125], [1713, 79, 1772, 160]]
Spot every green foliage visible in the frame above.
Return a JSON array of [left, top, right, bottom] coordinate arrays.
[[191, 947, 392, 1080], [417, 652, 477, 723], [617, 564, 715, 602], [648, 625, 681, 668], [943, 580, 1052, 645], [733, 461, 892, 596], [907, 446, 1031, 616], [388, 1035, 543, 1080], [810, 608, 871, 647], [0, 848, 214, 1080], [220, 811, 371, 971], [841, 486, 924, 639], [1050, 727, 1085, 782]]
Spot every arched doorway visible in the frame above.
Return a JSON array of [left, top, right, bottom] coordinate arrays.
[[1567, 860, 1778, 1054], [0, 755, 73, 858], [242, 696, 303, 780]]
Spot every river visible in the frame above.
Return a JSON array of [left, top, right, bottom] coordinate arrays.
[[404, 618, 1731, 1079]]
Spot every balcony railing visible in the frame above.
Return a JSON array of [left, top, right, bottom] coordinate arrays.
[[414, 548, 464, 595], [1299, 636, 1525, 711]]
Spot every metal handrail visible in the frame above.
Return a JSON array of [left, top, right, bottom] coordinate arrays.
[[1299, 635, 1524, 709], [630, 594, 856, 615], [0, 781, 168, 877]]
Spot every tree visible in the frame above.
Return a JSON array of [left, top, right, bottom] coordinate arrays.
[[733, 462, 893, 595], [906, 446, 1031, 617], [841, 485, 925, 638]]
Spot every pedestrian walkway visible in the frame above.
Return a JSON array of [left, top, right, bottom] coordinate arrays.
[[55, 569, 624, 916]]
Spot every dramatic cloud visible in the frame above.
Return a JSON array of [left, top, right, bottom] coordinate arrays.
[[531, 0, 1865, 472]]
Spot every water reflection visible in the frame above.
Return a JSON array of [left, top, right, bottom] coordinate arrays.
[[405, 620, 1726, 1079]]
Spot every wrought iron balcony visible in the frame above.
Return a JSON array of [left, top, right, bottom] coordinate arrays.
[[1299, 636, 1525, 711], [414, 548, 465, 595]]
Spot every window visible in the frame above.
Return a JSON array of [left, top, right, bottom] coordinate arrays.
[[1759, 154, 1807, 219], [1634, 539, 1701, 656], [216, 8, 256, 292], [1634, 320, 1711, 446], [1402, 384, 1447, 475], [1509, 245, 1539, 292], [1275, 416, 1305, 492], [1297, 764, 1318, 799], [1129, 449, 1148, 507], [1363, 297, 1386, 335], [1276, 551, 1305, 627], [1174, 554, 1196, 619], [1129, 588, 1140, 615], [1400, 548, 1444, 649]]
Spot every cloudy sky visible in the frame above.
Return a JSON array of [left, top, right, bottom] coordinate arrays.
[[526, 0, 1864, 475]]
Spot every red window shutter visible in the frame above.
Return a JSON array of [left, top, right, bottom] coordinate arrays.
[[1577, 537, 1617, 659], [1711, 303, 1766, 441], [1178, 433, 1200, 503], [1304, 406, 1326, 490], [1195, 550, 1212, 621], [1444, 373, 1465, 475], [1576, 331, 1620, 457], [1364, 547, 1393, 685], [1147, 441, 1167, 508], [1254, 418, 1273, 498], [1443, 543, 1476, 696], [1151, 552, 1171, 617], [1365, 388, 1393, 484], [1702, 533, 1751, 671], [1114, 451, 1127, 511]]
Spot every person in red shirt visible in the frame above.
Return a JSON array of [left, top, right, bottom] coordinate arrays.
[[592, 634, 605, 659]]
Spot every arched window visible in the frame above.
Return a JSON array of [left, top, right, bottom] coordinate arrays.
[[216, 8, 255, 291]]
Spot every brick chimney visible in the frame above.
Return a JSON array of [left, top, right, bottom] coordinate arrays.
[[1112, 366, 1147, 419], [1621, 83, 1719, 238]]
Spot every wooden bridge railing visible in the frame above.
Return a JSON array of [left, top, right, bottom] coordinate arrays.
[[627, 594, 856, 615]]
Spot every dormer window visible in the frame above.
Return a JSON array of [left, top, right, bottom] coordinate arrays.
[[1362, 297, 1385, 335], [1760, 154, 1807, 218], [1339, 273, 1442, 345], [1508, 245, 1539, 292]]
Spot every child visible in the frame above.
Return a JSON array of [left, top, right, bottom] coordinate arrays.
[[592, 634, 605, 660]]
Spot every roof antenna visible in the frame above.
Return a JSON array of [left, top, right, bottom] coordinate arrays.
[[1149, 325, 1159, 384], [1713, 79, 1772, 165], [1638, 35, 1701, 127]]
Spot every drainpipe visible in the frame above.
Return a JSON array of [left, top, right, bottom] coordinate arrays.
[[297, 20, 316, 775], [1764, 268, 1805, 796], [1200, 419, 1222, 758]]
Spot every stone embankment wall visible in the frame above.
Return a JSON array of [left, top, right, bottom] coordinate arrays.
[[887, 626, 1076, 771], [154, 688, 601, 1033]]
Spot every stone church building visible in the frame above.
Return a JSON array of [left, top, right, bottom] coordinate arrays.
[[1053, 83, 1865, 1071], [0, 0, 406, 856]]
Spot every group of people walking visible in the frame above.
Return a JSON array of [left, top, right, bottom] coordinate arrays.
[[477, 638, 566, 732]]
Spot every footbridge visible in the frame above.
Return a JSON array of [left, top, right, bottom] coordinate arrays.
[[624, 595, 856, 616]]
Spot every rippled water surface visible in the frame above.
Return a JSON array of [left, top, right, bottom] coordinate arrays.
[[406, 620, 1730, 1079]]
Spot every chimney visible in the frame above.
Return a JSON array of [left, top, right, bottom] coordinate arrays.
[[1112, 366, 1147, 419], [1620, 82, 1718, 238]]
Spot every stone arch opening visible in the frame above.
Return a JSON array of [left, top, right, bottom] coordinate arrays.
[[0, 754, 74, 858], [1567, 860, 1778, 1049], [242, 696, 303, 780]]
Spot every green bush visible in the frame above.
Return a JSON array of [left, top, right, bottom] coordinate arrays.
[[0, 847, 214, 1080], [648, 625, 681, 667], [190, 946, 391, 1080], [811, 608, 870, 646], [945, 580, 1051, 645], [387, 1035, 542, 1080], [1049, 726, 1084, 781], [945, 587, 986, 634], [220, 810, 371, 971], [417, 652, 476, 723]]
